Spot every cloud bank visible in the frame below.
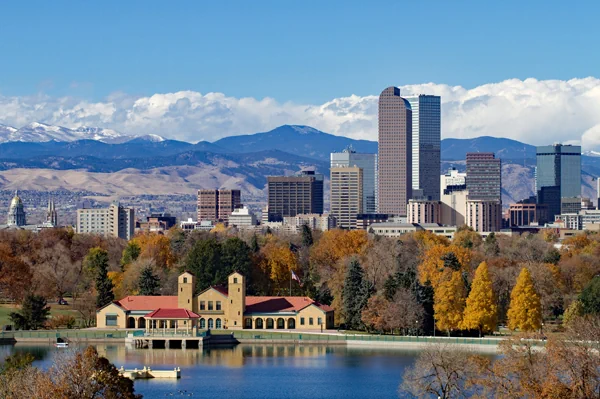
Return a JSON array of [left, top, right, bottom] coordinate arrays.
[[2, 77, 600, 149]]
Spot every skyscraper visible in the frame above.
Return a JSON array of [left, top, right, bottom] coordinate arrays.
[[406, 95, 441, 201], [330, 166, 363, 229], [466, 153, 502, 202], [377, 86, 412, 216], [76, 202, 134, 240], [197, 189, 242, 224], [330, 148, 377, 213], [267, 170, 324, 222], [536, 144, 581, 220]]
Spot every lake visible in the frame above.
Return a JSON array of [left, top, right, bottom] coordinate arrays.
[[0, 343, 421, 399]]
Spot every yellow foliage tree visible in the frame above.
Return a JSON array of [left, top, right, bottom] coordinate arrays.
[[461, 262, 498, 336], [132, 233, 175, 269], [210, 223, 228, 234], [260, 240, 300, 292], [418, 244, 472, 289], [433, 271, 466, 334], [507, 267, 542, 332], [413, 230, 450, 251], [310, 229, 369, 271], [107, 271, 124, 299]]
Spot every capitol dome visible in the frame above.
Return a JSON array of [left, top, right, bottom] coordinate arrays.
[[7, 190, 26, 227]]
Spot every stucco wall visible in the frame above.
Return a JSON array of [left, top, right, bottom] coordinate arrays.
[[96, 303, 127, 328]]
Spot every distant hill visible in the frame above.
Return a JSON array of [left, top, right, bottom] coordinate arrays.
[[214, 125, 378, 161], [441, 136, 536, 161]]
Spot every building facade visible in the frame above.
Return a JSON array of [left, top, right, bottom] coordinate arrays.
[[440, 169, 468, 227], [331, 148, 377, 213], [76, 203, 135, 240], [465, 200, 503, 232], [267, 171, 324, 222], [283, 213, 336, 232], [228, 206, 257, 228], [508, 203, 548, 227], [406, 95, 441, 201], [536, 144, 581, 220], [466, 153, 502, 202], [330, 166, 363, 229], [97, 272, 334, 330], [369, 222, 457, 239], [378, 86, 412, 216], [197, 189, 242, 225], [407, 200, 441, 224]]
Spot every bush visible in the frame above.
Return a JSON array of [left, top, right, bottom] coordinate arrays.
[[45, 315, 77, 330]]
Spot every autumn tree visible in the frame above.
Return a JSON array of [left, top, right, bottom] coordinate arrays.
[[418, 244, 472, 289], [579, 275, 600, 315], [0, 252, 32, 302], [562, 300, 583, 326], [507, 268, 542, 332], [132, 233, 175, 269], [461, 262, 498, 336], [9, 294, 50, 330], [433, 271, 466, 335], [483, 232, 500, 257], [361, 295, 387, 332], [138, 266, 160, 295], [260, 239, 300, 293], [452, 228, 482, 249], [342, 258, 372, 330], [385, 288, 425, 335]]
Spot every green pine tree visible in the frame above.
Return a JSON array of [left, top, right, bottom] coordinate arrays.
[[301, 224, 314, 247], [579, 276, 600, 315], [184, 237, 222, 292], [342, 258, 372, 330], [221, 237, 252, 283], [9, 294, 50, 330], [250, 234, 260, 253], [138, 266, 160, 295], [483, 232, 500, 257], [89, 248, 114, 309]]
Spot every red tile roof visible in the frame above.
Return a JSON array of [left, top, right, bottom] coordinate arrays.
[[245, 296, 333, 314], [145, 308, 201, 319], [212, 285, 229, 297], [115, 296, 177, 311]]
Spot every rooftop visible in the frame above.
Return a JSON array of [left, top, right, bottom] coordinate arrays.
[[145, 308, 201, 319]]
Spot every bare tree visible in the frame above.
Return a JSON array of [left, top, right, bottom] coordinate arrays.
[[385, 288, 424, 334]]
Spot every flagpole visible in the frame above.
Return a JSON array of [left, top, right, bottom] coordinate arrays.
[[290, 273, 292, 296]]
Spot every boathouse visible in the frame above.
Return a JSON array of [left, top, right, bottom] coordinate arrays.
[[96, 272, 334, 331]]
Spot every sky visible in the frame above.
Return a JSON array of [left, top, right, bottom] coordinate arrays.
[[1, 1, 600, 148]]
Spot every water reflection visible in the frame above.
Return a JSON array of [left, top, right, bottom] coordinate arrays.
[[1, 343, 421, 399]]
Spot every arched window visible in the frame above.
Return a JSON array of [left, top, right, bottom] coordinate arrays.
[[266, 318, 274, 329], [245, 318, 252, 329], [200, 318, 206, 329], [216, 318, 222, 329], [277, 318, 285, 329], [208, 318, 214, 329], [256, 318, 263, 329]]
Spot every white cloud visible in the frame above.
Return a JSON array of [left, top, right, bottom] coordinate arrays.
[[2, 77, 600, 149]]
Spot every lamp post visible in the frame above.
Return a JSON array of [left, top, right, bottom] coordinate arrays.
[[415, 320, 419, 338]]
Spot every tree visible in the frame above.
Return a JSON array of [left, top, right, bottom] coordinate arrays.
[[400, 344, 480, 399], [138, 266, 160, 295], [562, 300, 583, 327], [579, 275, 600, 315], [342, 258, 372, 330], [250, 234, 260, 253], [132, 233, 175, 269], [483, 232, 500, 257], [361, 295, 387, 332], [418, 244, 472, 289], [120, 241, 141, 268], [74, 291, 97, 327], [184, 237, 222, 292], [89, 248, 114, 309], [9, 294, 50, 330], [453, 228, 482, 249], [300, 224, 313, 247], [260, 240, 300, 292], [384, 288, 424, 335], [461, 262, 498, 336], [433, 271, 466, 334], [221, 237, 252, 282], [507, 268, 542, 332]]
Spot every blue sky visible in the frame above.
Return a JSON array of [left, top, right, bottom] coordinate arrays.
[[1, 0, 598, 103]]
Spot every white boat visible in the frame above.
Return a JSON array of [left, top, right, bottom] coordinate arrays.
[[54, 342, 68, 348]]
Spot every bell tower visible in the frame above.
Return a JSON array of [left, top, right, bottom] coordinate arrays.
[[178, 272, 196, 312], [226, 272, 245, 329]]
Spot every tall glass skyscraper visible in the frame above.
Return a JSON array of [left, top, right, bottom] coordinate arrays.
[[536, 144, 581, 220], [331, 148, 377, 214], [406, 95, 441, 201]]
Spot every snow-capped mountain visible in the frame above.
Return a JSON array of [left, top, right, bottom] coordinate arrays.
[[0, 122, 135, 144], [127, 134, 166, 143], [583, 150, 600, 157]]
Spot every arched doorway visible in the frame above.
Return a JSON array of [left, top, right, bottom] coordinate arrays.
[[277, 318, 285, 329], [255, 318, 263, 329], [216, 318, 222, 329], [287, 318, 296, 329], [200, 318, 206, 329], [245, 318, 252, 329], [137, 317, 146, 328], [208, 318, 214, 329], [127, 317, 135, 328], [266, 318, 274, 329]]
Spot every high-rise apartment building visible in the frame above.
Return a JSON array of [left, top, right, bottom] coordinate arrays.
[[76, 202, 135, 240], [330, 166, 363, 229], [378, 86, 412, 216], [465, 200, 503, 232], [197, 189, 242, 225], [407, 199, 441, 224], [331, 148, 377, 213], [536, 144, 581, 220], [406, 95, 441, 201], [466, 153, 502, 202], [267, 171, 324, 222]]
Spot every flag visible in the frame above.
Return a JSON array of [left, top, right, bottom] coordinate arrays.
[[291, 270, 303, 287]]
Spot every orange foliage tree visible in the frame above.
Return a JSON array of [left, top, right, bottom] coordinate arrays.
[[418, 244, 472, 289], [131, 233, 175, 269]]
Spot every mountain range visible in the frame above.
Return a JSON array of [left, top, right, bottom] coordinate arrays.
[[0, 123, 597, 205]]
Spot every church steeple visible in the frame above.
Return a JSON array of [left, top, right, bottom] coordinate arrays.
[[46, 198, 58, 227]]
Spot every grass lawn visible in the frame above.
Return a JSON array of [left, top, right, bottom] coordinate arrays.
[[0, 303, 81, 328]]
